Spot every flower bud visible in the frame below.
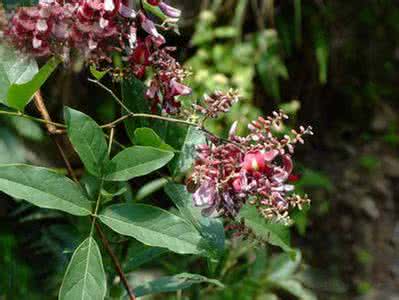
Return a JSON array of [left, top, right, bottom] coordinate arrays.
[[159, 2, 181, 18]]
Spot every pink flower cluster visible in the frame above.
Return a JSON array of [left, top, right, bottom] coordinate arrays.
[[146, 47, 192, 113], [5, 0, 191, 112], [5, 0, 178, 63], [191, 111, 313, 224], [193, 89, 240, 119]]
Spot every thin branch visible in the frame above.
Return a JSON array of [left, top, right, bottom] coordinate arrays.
[[53, 139, 79, 182], [0, 109, 65, 129], [108, 127, 115, 155], [90, 79, 244, 149], [33, 91, 59, 133], [95, 223, 136, 300], [88, 78, 132, 113], [33, 92, 78, 181]]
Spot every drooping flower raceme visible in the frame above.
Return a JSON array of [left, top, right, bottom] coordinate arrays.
[[5, 0, 190, 112], [190, 109, 313, 225]]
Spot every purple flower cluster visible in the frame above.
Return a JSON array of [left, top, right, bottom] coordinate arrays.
[[146, 47, 191, 113], [193, 89, 240, 119], [191, 111, 313, 224], [5, 0, 191, 113], [5, 0, 178, 64]]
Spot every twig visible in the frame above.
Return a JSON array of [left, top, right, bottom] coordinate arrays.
[[33, 91, 58, 133], [53, 139, 79, 182], [0, 109, 65, 129], [108, 127, 115, 155], [90, 79, 244, 149], [88, 78, 132, 114], [95, 223, 136, 300], [33, 91, 78, 181]]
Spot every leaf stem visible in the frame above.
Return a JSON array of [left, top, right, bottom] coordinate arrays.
[[95, 223, 136, 300], [2, 81, 243, 149], [90, 179, 104, 235], [0, 108, 65, 129], [90, 79, 244, 149], [33, 92, 79, 181], [108, 127, 115, 155]]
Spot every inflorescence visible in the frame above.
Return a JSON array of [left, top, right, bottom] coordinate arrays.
[[4, 0, 190, 113], [191, 107, 313, 225]]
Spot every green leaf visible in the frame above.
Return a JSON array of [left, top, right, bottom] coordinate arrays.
[[8, 117, 44, 141], [121, 78, 172, 143], [0, 127, 26, 163], [165, 183, 225, 257], [142, 0, 171, 22], [64, 107, 108, 177], [267, 251, 301, 281], [105, 146, 174, 181], [0, 164, 91, 216], [136, 177, 169, 201], [170, 127, 206, 176], [89, 65, 109, 81], [272, 279, 316, 300], [239, 204, 294, 255], [59, 237, 106, 300], [0, 44, 38, 107], [7, 56, 60, 110], [121, 77, 150, 142], [314, 28, 329, 85], [99, 204, 205, 255], [134, 127, 174, 151], [296, 168, 332, 191], [124, 241, 168, 272], [134, 273, 224, 297]]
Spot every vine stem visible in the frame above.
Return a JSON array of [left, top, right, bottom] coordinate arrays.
[[96, 223, 136, 300], [32, 90, 136, 300], [33, 91, 78, 181], [90, 79, 244, 149], [1, 83, 243, 149], [0, 108, 65, 129]]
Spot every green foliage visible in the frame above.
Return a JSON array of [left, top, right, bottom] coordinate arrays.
[[314, 28, 329, 85], [124, 242, 168, 271], [296, 169, 333, 192], [169, 126, 206, 176], [104, 146, 174, 181], [0, 44, 60, 110], [0, 164, 92, 216], [358, 155, 380, 170], [121, 77, 151, 140], [0, 127, 26, 163], [135, 177, 169, 201], [165, 183, 225, 258], [65, 107, 109, 177], [134, 272, 224, 297], [89, 65, 109, 81], [99, 203, 206, 255], [0, 44, 38, 107], [134, 127, 174, 151], [7, 57, 60, 110], [257, 30, 289, 100], [239, 204, 293, 255], [59, 237, 106, 300]]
